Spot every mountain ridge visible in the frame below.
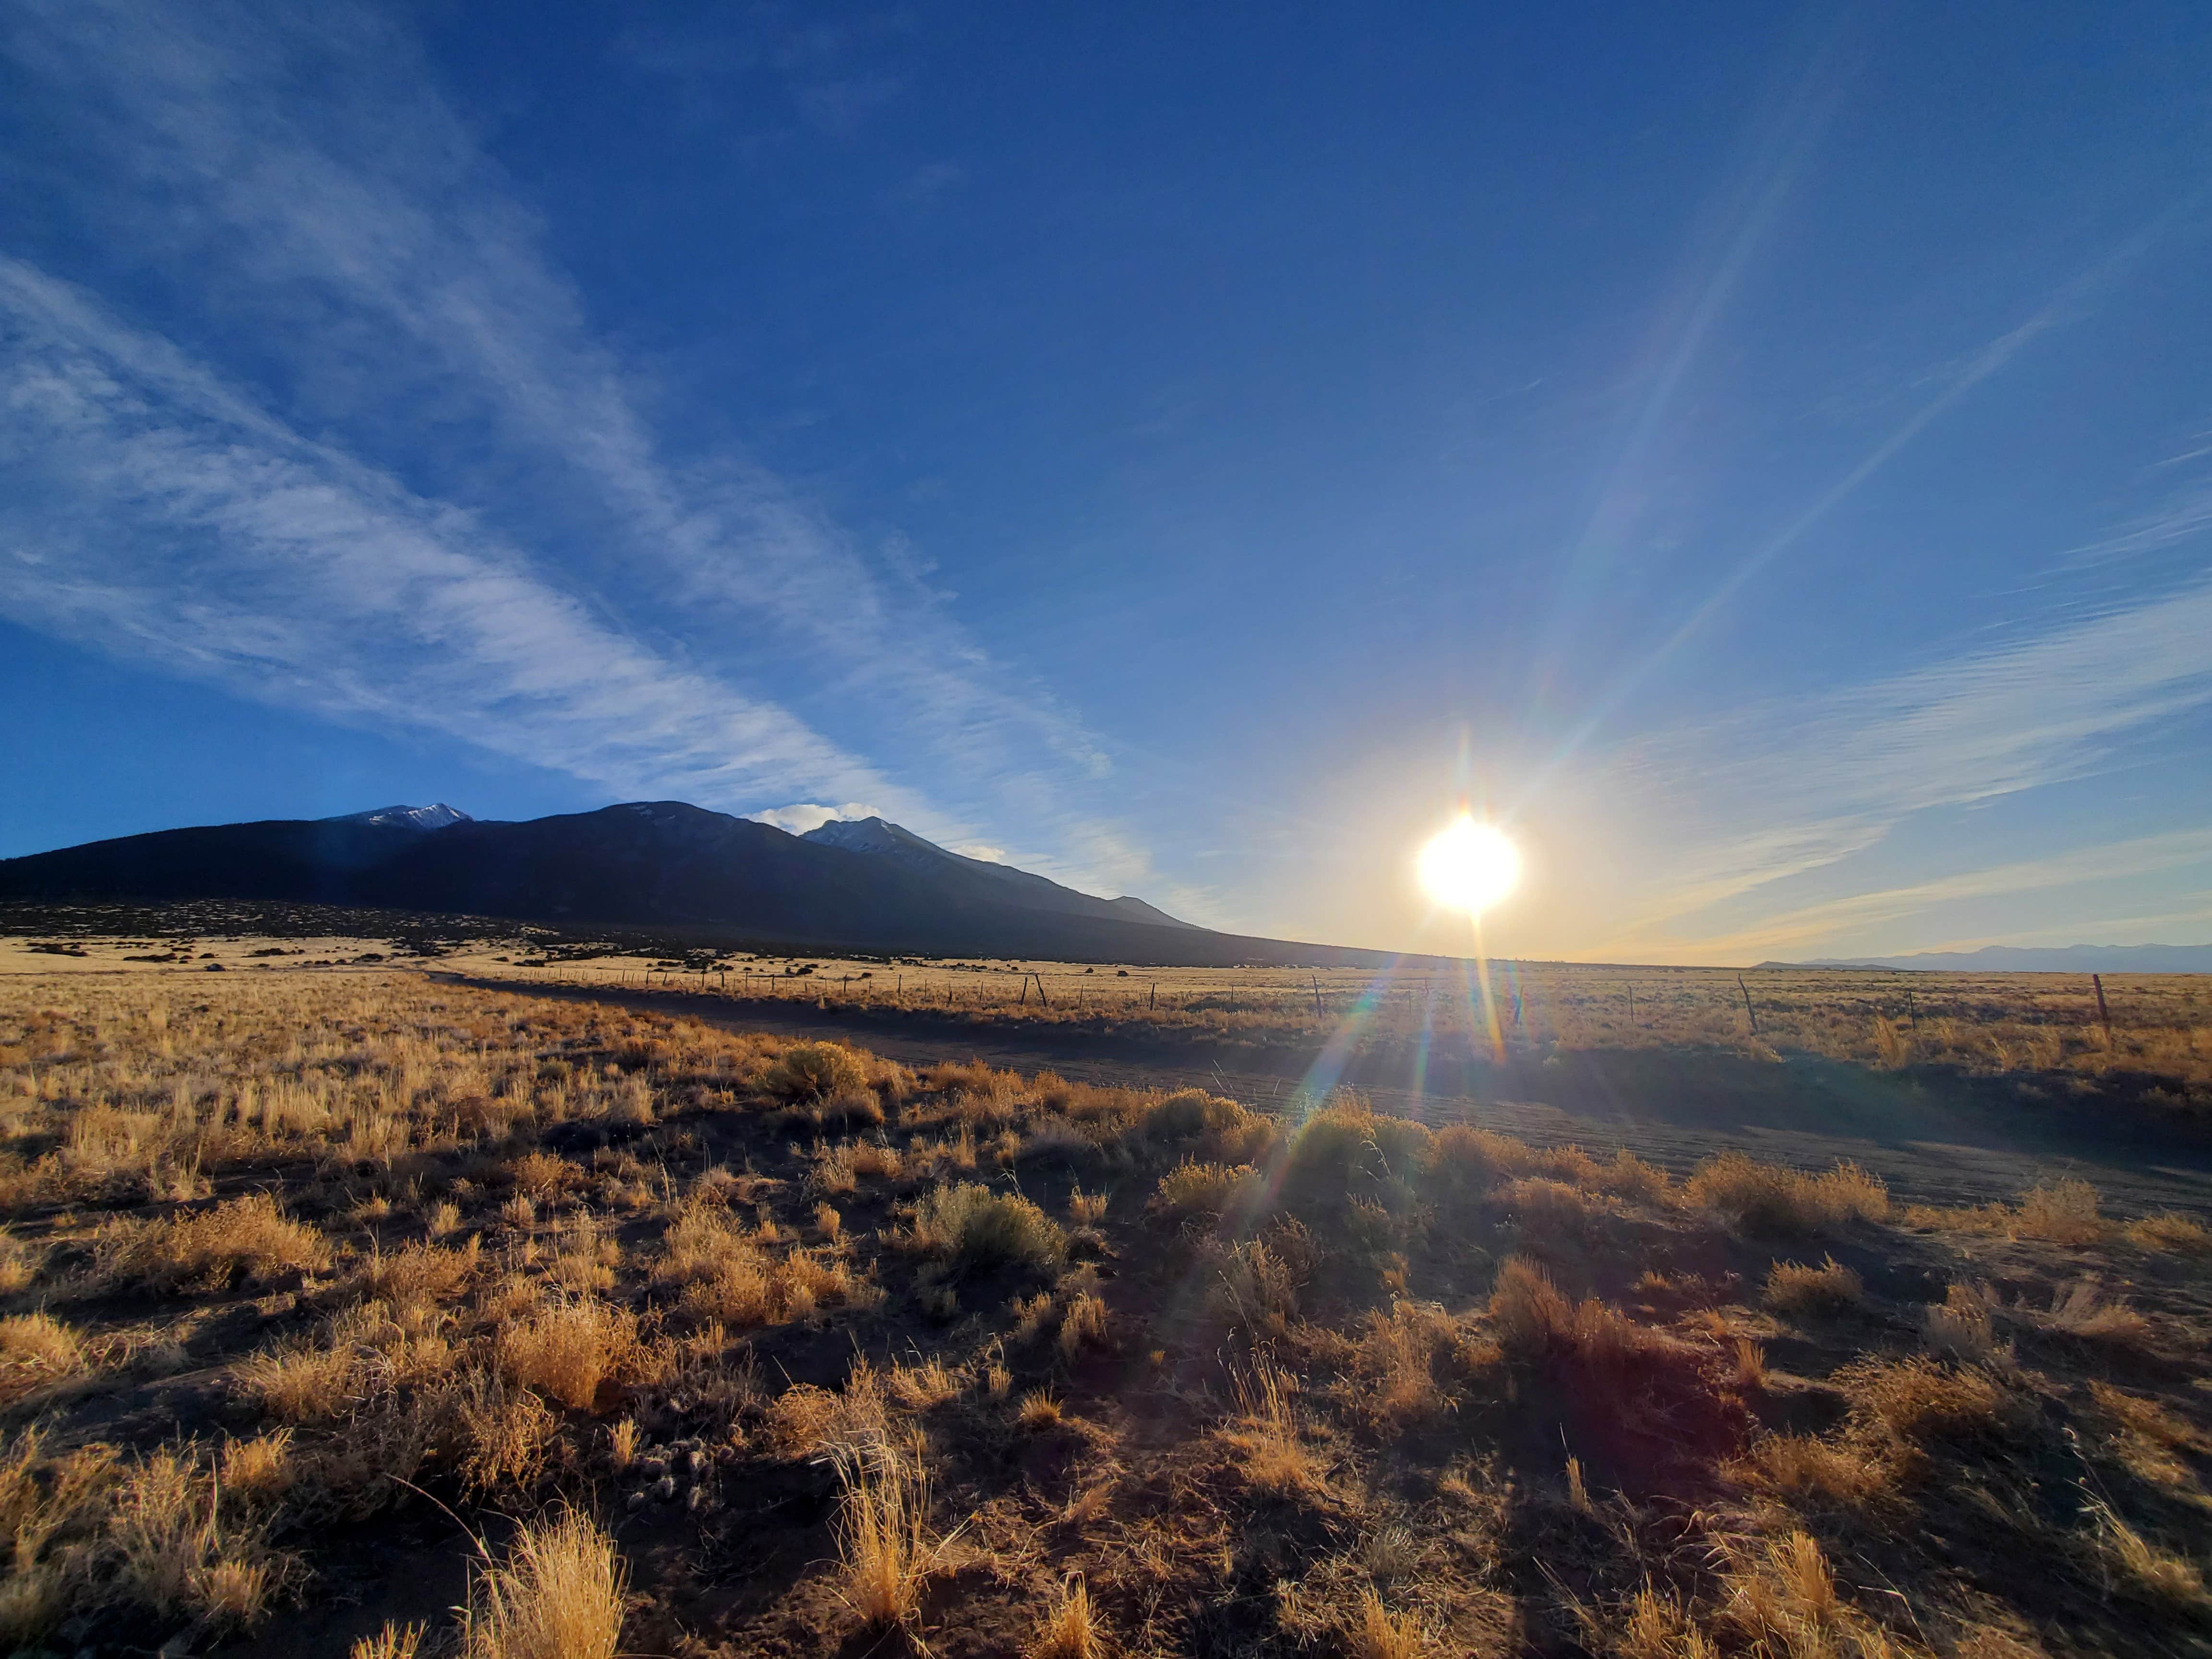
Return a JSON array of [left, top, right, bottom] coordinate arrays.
[[1763, 943, 2212, 974], [0, 801, 1380, 968]]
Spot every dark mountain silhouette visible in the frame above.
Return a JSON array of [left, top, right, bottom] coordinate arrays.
[[0, 802, 1383, 967], [801, 816, 1197, 929]]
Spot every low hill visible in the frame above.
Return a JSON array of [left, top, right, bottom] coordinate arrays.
[[1768, 943, 2212, 974], [0, 801, 1383, 967]]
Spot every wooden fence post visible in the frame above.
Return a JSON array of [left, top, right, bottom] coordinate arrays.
[[1312, 974, 1323, 1020], [2092, 974, 2113, 1043], [1737, 973, 1759, 1036], [1149, 982, 1157, 1011]]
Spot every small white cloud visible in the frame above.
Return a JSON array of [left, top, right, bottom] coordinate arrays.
[[949, 842, 1005, 863], [751, 801, 881, 834]]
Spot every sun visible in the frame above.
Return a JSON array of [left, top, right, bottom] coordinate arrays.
[[1417, 815, 1521, 914]]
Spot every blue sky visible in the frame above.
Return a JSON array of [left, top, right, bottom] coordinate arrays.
[[3, 1, 2210, 964]]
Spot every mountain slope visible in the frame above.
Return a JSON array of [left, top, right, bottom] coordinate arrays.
[[0, 802, 1378, 967], [801, 816, 1196, 928]]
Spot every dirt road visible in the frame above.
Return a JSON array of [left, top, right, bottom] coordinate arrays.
[[436, 973, 2212, 1221]]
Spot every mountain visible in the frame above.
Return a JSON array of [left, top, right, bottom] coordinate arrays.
[[0, 801, 1379, 967], [802, 816, 1197, 929], [327, 803, 474, 831], [1764, 944, 2212, 974]]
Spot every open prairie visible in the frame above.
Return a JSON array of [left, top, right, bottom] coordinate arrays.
[[2, 966, 2209, 1657]]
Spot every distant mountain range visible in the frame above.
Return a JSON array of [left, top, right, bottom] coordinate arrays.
[[0, 802, 1381, 967], [1764, 944, 2212, 974]]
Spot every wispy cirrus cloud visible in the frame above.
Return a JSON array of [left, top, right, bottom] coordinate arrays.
[[0, 258, 912, 816], [1655, 829, 2212, 960], [1573, 571, 2212, 957], [0, 0, 1130, 879]]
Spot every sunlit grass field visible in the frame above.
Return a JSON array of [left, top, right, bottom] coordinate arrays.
[[1, 970, 2208, 1655]]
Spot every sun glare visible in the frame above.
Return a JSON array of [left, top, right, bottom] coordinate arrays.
[[1417, 815, 1521, 915]]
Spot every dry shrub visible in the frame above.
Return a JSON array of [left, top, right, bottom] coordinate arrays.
[[2081, 1497, 2208, 1611], [0, 1312, 85, 1403], [1487, 1256, 1656, 1370], [366, 1237, 480, 1307], [1141, 1089, 1274, 1164], [0, 1228, 36, 1295], [235, 1331, 360, 1421], [1500, 1176, 1599, 1236], [1686, 1153, 1889, 1235], [508, 1151, 578, 1199], [2034, 1279, 2151, 1347], [1595, 1148, 1673, 1205], [908, 1183, 1065, 1272], [1839, 1355, 2023, 1453], [352, 1620, 425, 1659], [2014, 1179, 2106, 1245], [1730, 1433, 1888, 1512], [98, 1191, 332, 1290], [1351, 1587, 1428, 1659], [832, 1437, 935, 1631], [1058, 1291, 1110, 1357], [1068, 1188, 1109, 1225], [1923, 1283, 2008, 1366], [1282, 1100, 1430, 1204], [1223, 1357, 1320, 1496], [1151, 1161, 1254, 1222], [500, 1298, 636, 1409], [1604, 1583, 1714, 1659], [1031, 1574, 1103, 1659], [2086, 1379, 2205, 1482], [1352, 1300, 1458, 1431], [1718, 1530, 1896, 1659], [814, 1202, 843, 1242], [217, 1431, 296, 1505], [1210, 1237, 1303, 1338], [458, 1506, 627, 1659], [459, 1373, 559, 1497], [1018, 1389, 1063, 1429], [426, 1201, 462, 1238], [2125, 1211, 2212, 1254], [110, 1446, 280, 1627], [1763, 1257, 1864, 1316], [767, 1361, 890, 1456], [1421, 1124, 1533, 1203], [888, 1358, 959, 1409], [765, 1042, 871, 1104]]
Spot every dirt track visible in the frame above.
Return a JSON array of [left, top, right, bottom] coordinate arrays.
[[435, 973, 2212, 1221]]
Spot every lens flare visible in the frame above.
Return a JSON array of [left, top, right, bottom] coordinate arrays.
[[1417, 816, 1521, 914]]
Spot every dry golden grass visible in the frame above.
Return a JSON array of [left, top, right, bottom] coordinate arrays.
[[1687, 1152, 1889, 1234], [234, 1329, 360, 1421], [458, 1507, 627, 1659], [1763, 1256, 1864, 1315], [0, 1311, 86, 1403], [0, 967, 2204, 1659], [351, 1620, 425, 1659], [1058, 1290, 1110, 1357], [1029, 1573, 1104, 1659], [2125, 1209, 2212, 1253], [1223, 1356, 1321, 1496], [832, 1438, 935, 1631], [1730, 1432, 1889, 1512], [1350, 1587, 1428, 1659], [499, 1298, 636, 1409], [907, 1181, 1065, 1271], [96, 1190, 332, 1290]]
